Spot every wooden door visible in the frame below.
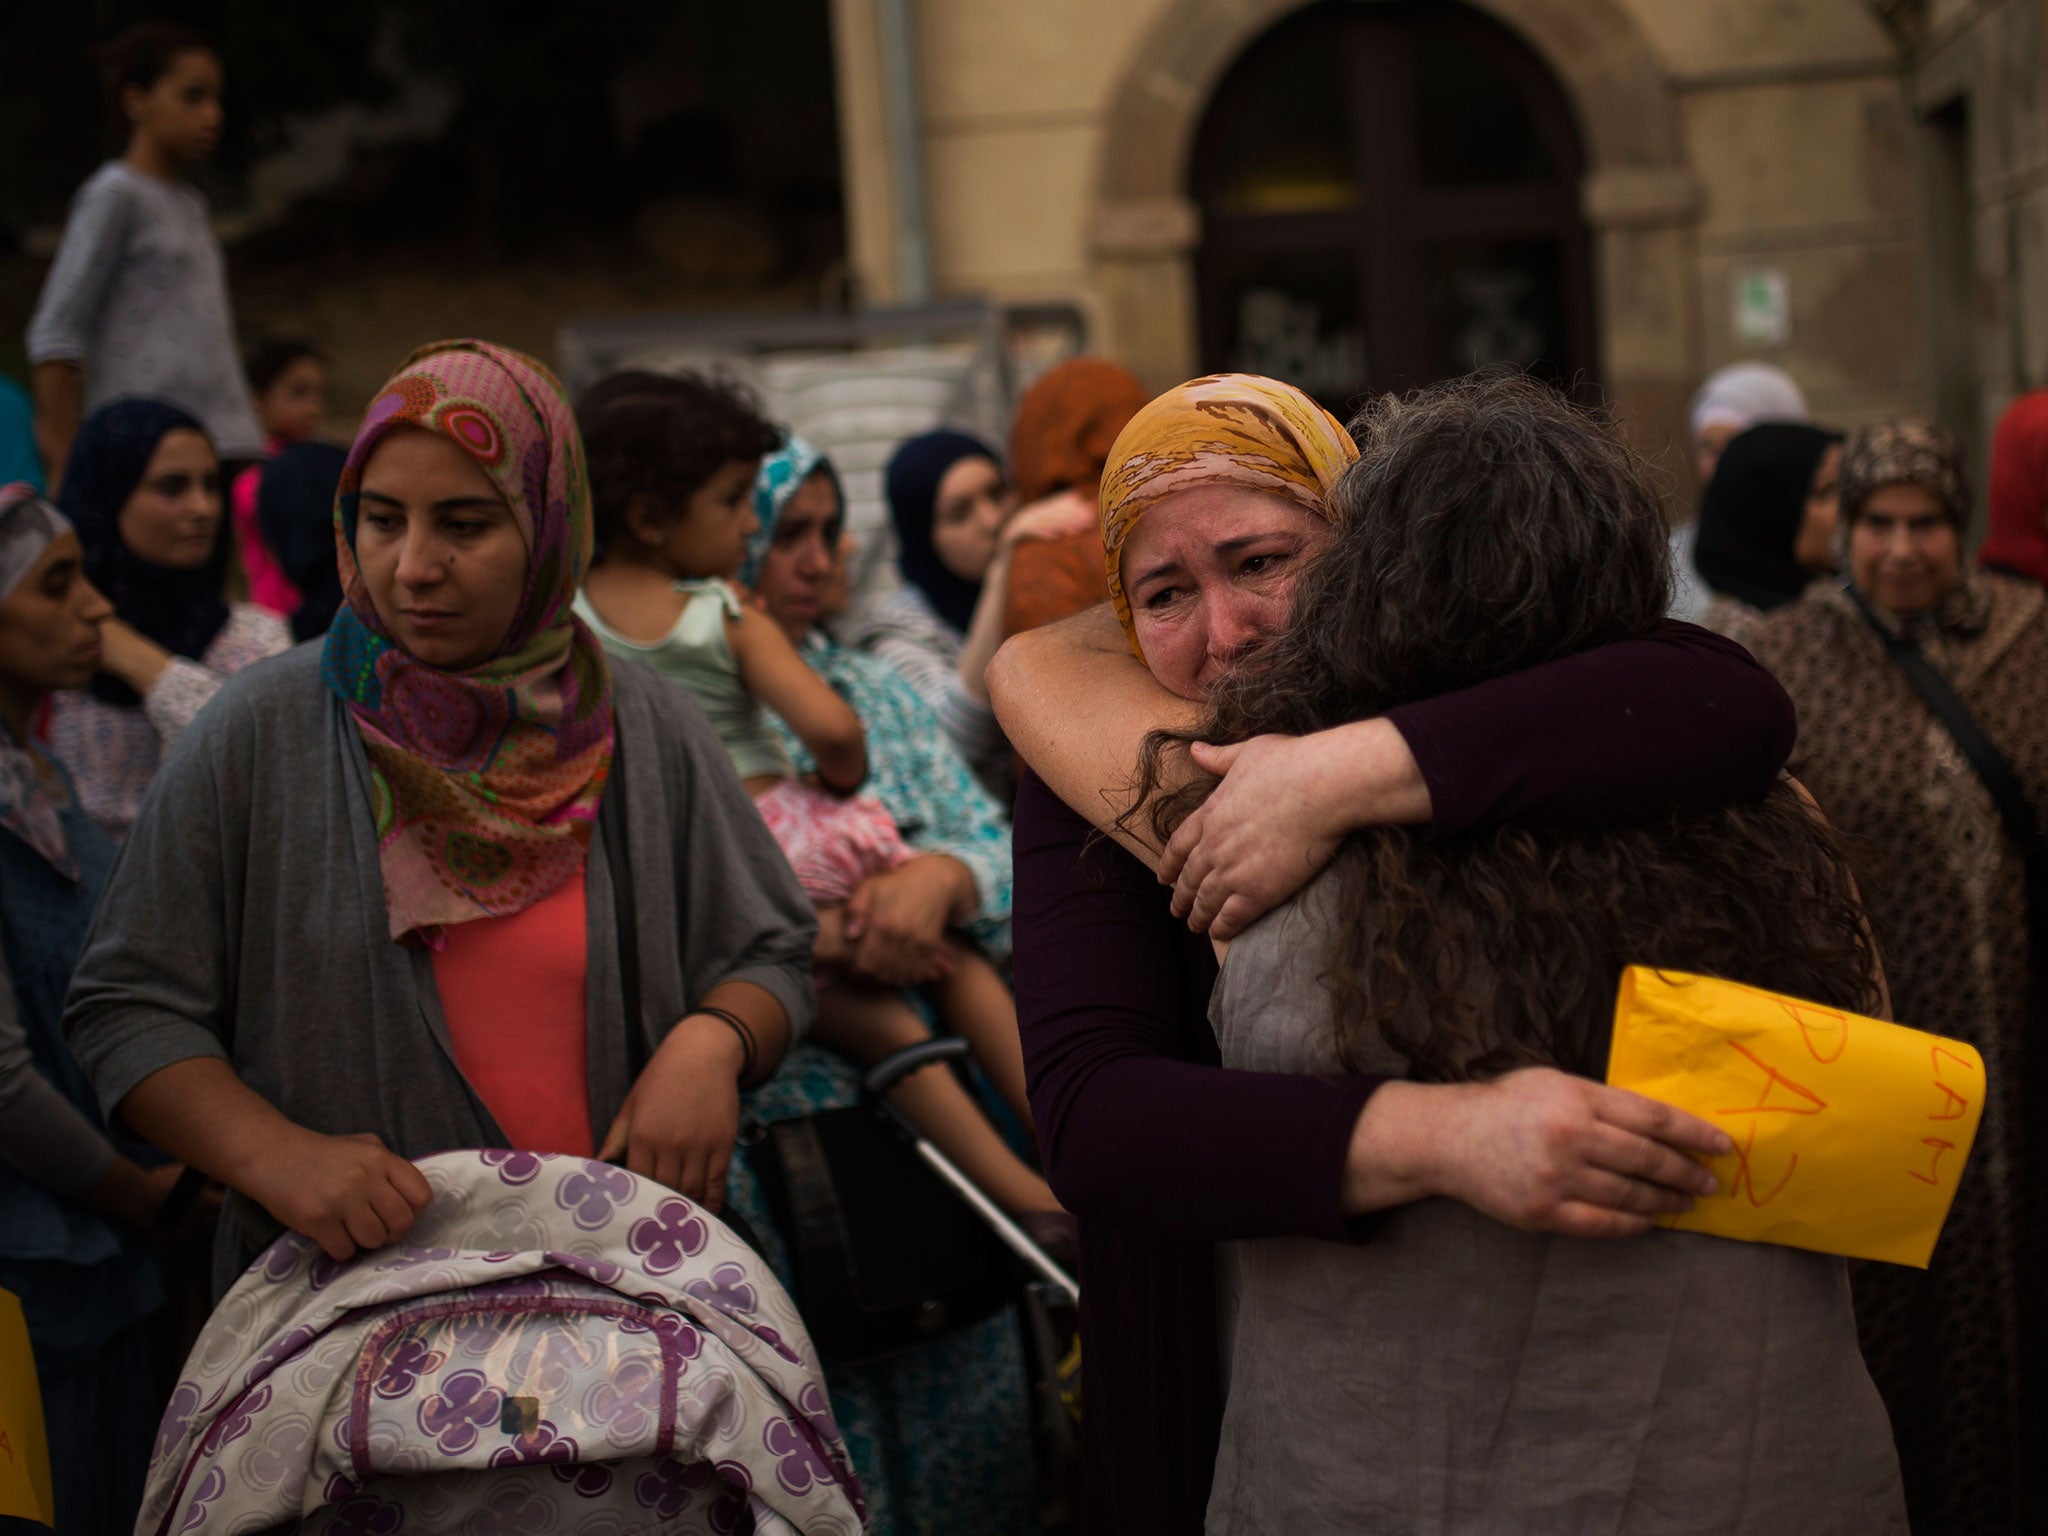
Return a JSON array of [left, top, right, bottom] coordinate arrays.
[[1193, 1, 1598, 413]]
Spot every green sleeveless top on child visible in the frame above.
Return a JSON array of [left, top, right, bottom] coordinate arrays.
[[573, 580, 793, 782]]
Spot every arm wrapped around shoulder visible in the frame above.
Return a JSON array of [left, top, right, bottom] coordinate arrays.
[[1385, 620, 1797, 836]]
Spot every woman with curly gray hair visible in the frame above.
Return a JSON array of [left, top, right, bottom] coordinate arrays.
[[1130, 372, 1908, 1536], [1136, 374, 1906, 1534], [1749, 419, 2048, 1536]]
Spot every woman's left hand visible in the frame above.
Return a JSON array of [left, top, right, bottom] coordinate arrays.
[[844, 854, 973, 986], [1161, 734, 1353, 940], [598, 1015, 744, 1211]]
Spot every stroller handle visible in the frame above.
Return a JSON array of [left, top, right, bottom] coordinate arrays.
[[858, 1036, 1081, 1301], [862, 1036, 974, 1096]]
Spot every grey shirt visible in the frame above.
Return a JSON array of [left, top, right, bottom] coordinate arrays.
[[1205, 878, 1906, 1536], [26, 162, 264, 458], [64, 644, 816, 1285]]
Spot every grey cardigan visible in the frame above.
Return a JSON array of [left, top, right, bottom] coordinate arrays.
[[0, 945, 114, 1196], [64, 644, 815, 1279]]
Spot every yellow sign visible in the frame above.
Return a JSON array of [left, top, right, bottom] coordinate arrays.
[[0, 1287, 53, 1528], [1605, 967, 1983, 1268]]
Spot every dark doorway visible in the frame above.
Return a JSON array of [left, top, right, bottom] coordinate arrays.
[[1191, 0, 1597, 412], [1919, 95, 1982, 532]]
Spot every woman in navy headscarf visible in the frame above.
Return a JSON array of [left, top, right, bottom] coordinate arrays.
[[840, 428, 1097, 793], [45, 397, 290, 838]]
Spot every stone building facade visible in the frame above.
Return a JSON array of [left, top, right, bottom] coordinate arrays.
[[829, 0, 2048, 502]]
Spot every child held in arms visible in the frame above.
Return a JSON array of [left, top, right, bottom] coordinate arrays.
[[574, 373, 1068, 1240]]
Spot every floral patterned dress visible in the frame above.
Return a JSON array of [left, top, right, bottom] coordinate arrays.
[[773, 632, 1014, 960], [839, 585, 1011, 800]]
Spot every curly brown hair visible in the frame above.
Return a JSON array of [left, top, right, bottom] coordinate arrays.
[[576, 369, 783, 558], [1129, 371, 1880, 1081]]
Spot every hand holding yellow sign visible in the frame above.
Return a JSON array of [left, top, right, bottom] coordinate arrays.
[[0, 1287, 53, 1528], [1605, 967, 1983, 1268]]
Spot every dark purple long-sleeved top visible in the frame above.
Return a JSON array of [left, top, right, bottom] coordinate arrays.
[[1011, 621, 1796, 1536]]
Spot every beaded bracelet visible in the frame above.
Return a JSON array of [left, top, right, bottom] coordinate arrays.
[[693, 1005, 759, 1086]]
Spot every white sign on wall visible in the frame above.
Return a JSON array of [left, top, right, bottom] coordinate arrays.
[[1733, 266, 1792, 347]]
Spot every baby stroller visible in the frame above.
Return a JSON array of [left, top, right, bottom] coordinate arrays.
[[735, 1039, 1081, 1529], [136, 1150, 866, 1535]]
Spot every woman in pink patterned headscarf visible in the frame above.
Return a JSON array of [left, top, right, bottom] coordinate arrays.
[[321, 338, 616, 944], [64, 340, 816, 1300]]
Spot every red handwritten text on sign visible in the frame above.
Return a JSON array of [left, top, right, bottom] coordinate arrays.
[[1716, 1040, 1827, 1207]]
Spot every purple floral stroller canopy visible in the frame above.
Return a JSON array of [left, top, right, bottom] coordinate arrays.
[[139, 1150, 865, 1535]]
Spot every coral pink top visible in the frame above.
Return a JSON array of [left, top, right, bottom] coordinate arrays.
[[430, 869, 594, 1156], [230, 438, 303, 618]]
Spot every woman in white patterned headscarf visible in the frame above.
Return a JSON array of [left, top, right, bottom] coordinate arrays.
[[0, 482, 183, 1536]]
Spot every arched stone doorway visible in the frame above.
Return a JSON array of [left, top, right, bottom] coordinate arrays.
[[1191, 1, 1596, 409], [1090, 0, 1699, 455]]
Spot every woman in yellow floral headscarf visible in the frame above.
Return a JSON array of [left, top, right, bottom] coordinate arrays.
[[1098, 373, 1357, 671], [991, 371, 1820, 1535]]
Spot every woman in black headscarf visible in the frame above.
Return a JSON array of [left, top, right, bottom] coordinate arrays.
[[840, 429, 1097, 792], [1692, 421, 1844, 645], [255, 438, 346, 640], [46, 397, 290, 838]]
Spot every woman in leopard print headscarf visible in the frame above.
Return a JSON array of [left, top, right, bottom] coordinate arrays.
[[1749, 418, 2048, 1536]]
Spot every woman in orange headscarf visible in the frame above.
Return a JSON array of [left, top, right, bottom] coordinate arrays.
[[999, 357, 1151, 639]]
